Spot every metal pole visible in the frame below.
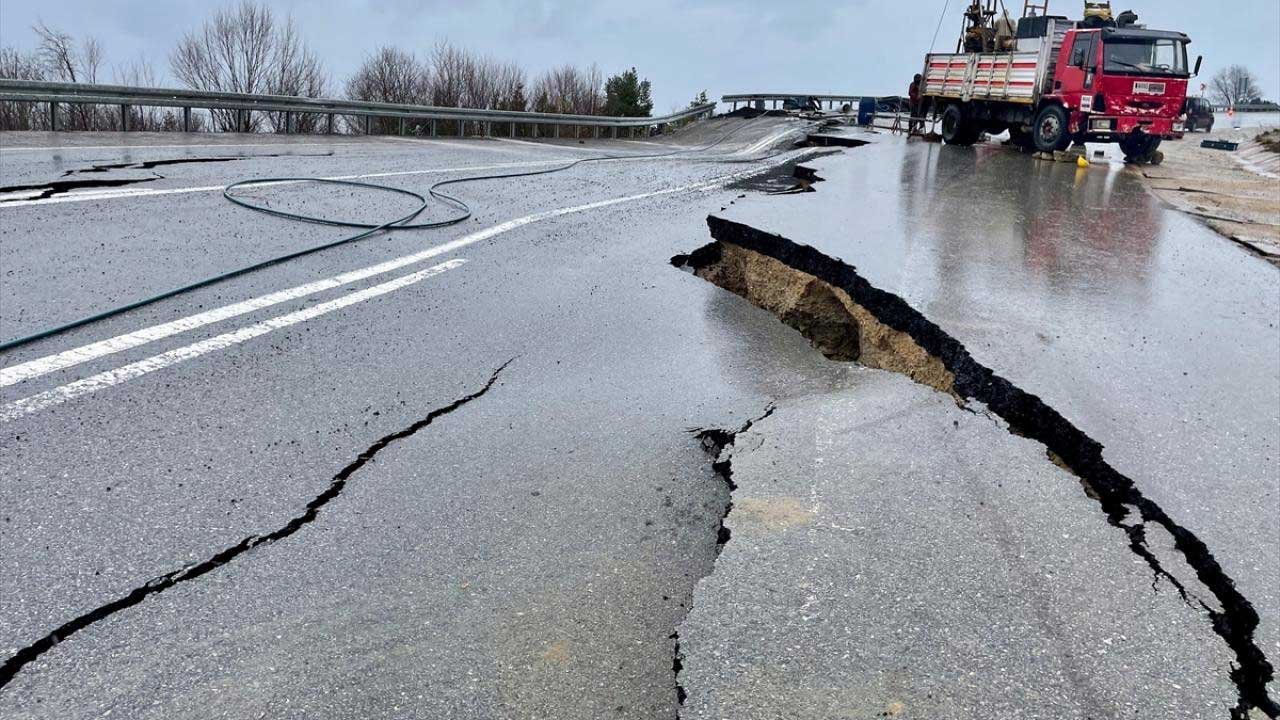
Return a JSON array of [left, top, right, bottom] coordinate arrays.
[[326, 113, 334, 134], [363, 115, 371, 135], [457, 120, 465, 137], [510, 122, 516, 138], [594, 126, 600, 139], [399, 117, 406, 136], [285, 111, 293, 134], [554, 124, 560, 139], [121, 104, 131, 132], [430, 118, 437, 136], [611, 126, 617, 139], [49, 101, 59, 131], [183, 106, 192, 132]]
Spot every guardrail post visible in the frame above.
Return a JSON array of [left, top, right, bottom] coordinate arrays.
[[594, 126, 600, 139], [510, 122, 516, 138], [183, 106, 192, 132], [49, 101, 59, 131], [554, 124, 560, 139], [611, 126, 617, 139], [284, 111, 293, 134], [532, 123, 538, 139], [363, 115, 371, 135], [457, 120, 465, 138], [484, 121, 490, 137], [326, 112, 334, 134], [430, 118, 437, 136], [399, 117, 406, 135], [121, 104, 131, 132]]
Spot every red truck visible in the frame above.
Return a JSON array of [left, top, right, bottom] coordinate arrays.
[[921, 3, 1201, 163]]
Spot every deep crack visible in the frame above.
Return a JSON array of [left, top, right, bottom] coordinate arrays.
[[676, 217, 1279, 719], [59, 152, 335, 176], [0, 177, 160, 202], [0, 359, 514, 690], [672, 405, 774, 717]]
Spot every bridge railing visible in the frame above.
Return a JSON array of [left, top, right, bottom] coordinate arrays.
[[0, 79, 717, 137]]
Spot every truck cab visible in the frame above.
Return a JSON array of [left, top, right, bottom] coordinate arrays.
[[1049, 26, 1192, 151]]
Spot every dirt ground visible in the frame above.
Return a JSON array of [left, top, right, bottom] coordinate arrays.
[[1142, 124, 1280, 264]]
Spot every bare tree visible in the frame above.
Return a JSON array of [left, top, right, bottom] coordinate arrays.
[[33, 21, 107, 129], [1211, 65, 1263, 108], [264, 17, 327, 132], [346, 46, 430, 133], [171, 1, 327, 132], [113, 55, 161, 130], [0, 46, 47, 130]]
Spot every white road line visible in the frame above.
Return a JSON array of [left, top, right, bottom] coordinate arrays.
[[0, 159, 567, 208], [1, 154, 796, 392], [0, 260, 466, 422]]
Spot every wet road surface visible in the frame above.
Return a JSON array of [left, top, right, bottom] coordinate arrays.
[[1, 122, 1277, 719]]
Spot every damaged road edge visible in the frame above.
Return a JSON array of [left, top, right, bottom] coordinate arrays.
[[673, 217, 1279, 719], [0, 358, 515, 690]]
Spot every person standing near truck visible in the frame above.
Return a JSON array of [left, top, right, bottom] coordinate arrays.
[[908, 74, 924, 133]]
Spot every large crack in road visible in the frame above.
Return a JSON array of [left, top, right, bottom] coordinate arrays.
[[673, 217, 1279, 719], [0, 359, 514, 690], [672, 405, 775, 719]]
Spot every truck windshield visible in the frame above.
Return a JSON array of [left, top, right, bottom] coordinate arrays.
[[1103, 39, 1188, 77]]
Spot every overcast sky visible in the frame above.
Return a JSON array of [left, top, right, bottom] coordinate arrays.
[[2, 0, 1277, 110]]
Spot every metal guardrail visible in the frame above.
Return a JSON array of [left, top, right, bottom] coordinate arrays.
[[722, 93, 864, 111], [0, 79, 717, 137]]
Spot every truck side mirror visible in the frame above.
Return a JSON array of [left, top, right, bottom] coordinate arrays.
[[1193, 55, 1203, 77]]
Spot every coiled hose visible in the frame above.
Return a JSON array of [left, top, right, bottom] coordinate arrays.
[[0, 114, 786, 353]]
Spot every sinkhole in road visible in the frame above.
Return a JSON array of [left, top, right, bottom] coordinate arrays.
[[671, 216, 1280, 719]]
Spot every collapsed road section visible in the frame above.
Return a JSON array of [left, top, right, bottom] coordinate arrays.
[[672, 218, 1278, 719]]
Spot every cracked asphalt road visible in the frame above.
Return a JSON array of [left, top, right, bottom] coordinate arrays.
[[1, 121, 1276, 719]]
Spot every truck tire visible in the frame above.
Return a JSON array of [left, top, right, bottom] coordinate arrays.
[[941, 105, 979, 146], [1033, 105, 1071, 153], [1121, 134, 1162, 163], [1185, 118, 1196, 132]]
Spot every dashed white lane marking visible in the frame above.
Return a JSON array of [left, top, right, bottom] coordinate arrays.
[[1, 154, 798, 401], [0, 261, 466, 421], [0, 159, 569, 208]]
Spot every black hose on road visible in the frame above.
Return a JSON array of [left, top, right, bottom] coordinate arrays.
[[0, 115, 798, 353]]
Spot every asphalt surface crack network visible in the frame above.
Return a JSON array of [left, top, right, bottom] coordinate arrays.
[[672, 404, 775, 717], [0, 358, 514, 690], [675, 217, 1279, 720], [59, 152, 335, 176]]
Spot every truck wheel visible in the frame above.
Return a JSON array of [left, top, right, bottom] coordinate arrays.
[[1121, 135, 1162, 163], [1033, 105, 1071, 153], [1185, 118, 1196, 132], [941, 106, 977, 146]]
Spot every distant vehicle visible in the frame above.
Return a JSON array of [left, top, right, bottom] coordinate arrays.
[[1183, 96, 1215, 132], [782, 96, 821, 112], [919, 1, 1201, 163]]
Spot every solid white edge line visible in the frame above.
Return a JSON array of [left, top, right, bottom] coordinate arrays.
[[0, 260, 466, 422], [1, 150, 802, 401]]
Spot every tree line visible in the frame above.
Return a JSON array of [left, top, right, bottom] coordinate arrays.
[[0, 0, 660, 134]]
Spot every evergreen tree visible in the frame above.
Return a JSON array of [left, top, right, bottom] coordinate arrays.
[[604, 67, 653, 117]]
